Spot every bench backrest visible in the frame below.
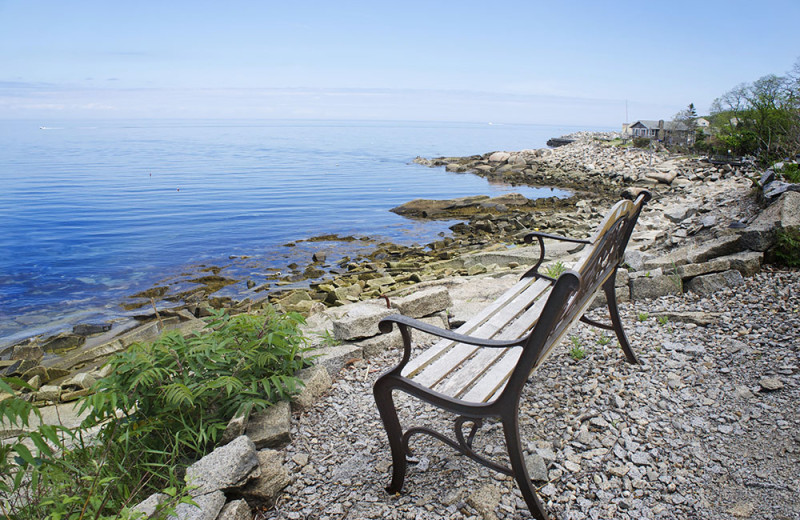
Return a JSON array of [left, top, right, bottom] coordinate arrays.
[[501, 190, 650, 400]]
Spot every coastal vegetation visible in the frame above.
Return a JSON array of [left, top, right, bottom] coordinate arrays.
[[772, 228, 800, 267], [679, 58, 800, 163], [0, 308, 309, 519]]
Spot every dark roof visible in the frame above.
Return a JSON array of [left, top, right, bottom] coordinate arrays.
[[630, 120, 690, 132]]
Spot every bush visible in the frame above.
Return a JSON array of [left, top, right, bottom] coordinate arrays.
[[632, 137, 651, 149], [772, 227, 800, 267], [776, 163, 800, 183], [1, 307, 310, 519]]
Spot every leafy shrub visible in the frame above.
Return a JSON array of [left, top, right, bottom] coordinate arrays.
[[81, 307, 310, 469], [776, 163, 800, 183], [2, 378, 184, 520], [1, 308, 309, 519], [772, 227, 800, 267], [632, 137, 651, 149]]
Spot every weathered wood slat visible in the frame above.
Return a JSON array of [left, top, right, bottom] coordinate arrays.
[[402, 276, 539, 377], [478, 290, 604, 404], [414, 240, 610, 402], [432, 290, 552, 398], [408, 279, 551, 387], [460, 347, 522, 402]]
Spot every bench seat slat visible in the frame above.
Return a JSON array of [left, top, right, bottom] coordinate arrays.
[[433, 290, 553, 400], [402, 276, 540, 377], [407, 279, 552, 387], [460, 347, 522, 402]]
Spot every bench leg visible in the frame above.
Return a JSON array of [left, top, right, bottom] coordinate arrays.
[[603, 276, 639, 364], [503, 414, 550, 520], [373, 377, 408, 494]]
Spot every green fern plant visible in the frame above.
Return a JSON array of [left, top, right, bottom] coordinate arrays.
[[75, 307, 310, 511], [2, 307, 310, 519]]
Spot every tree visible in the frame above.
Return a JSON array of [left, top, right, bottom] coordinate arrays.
[[709, 61, 800, 163], [673, 103, 698, 129], [671, 103, 699, 149]]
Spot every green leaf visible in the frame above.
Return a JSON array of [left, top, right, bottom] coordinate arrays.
[[13, 443, 35, 465], [28, 431, 54, 457]]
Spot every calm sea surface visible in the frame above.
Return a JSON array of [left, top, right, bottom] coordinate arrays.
[[0, 119, 600, 345]]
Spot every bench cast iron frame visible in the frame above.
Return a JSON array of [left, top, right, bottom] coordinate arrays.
[[373, 189, 651, 520]]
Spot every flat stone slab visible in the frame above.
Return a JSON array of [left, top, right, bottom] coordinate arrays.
[[676, 258, 731, 279], [393, 287, 452, 319], [331, 301, 395, 341], [307, 344, 363, 377], [686, 235, 742, 264]]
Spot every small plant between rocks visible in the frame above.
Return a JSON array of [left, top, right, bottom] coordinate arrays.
[[568, 336, 586, 361], [317, 329, 341, 347], [545, 261, 567, 279], [775, 163, 800, 183]]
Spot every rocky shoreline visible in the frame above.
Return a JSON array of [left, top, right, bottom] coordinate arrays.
[[0, 134, 757, 370], [3, 133, 799, 519]]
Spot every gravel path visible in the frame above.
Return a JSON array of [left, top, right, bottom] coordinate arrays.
[[263, 267, 799, 520]]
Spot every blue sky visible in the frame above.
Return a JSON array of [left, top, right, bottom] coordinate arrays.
[[1, 0, 798, 126]]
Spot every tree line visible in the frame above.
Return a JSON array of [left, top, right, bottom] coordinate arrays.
[[675, 58, 800, 164]]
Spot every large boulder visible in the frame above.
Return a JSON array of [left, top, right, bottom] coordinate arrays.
[[684, 269, 744, 296], [245, 401, 292, 449], [331, 301, 395, 341], [393, 287, 452, 318], [629, 274, 682, 300], [291, 365, 331, 412], [185, 436, 258, 496], [740, 191, 800, 251], [238, 449, 291, 508], [488, 151, 511, 163]]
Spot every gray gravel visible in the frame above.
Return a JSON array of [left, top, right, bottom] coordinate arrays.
[[262, 267, 800, 520]]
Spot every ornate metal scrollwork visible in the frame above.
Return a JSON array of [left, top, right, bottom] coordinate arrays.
[[402, 417, 514, 477]]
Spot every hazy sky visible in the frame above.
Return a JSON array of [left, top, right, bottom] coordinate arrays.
[[1, 0, 798, 126]]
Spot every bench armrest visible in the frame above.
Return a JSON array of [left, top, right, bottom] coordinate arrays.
[[523, 231, 591, 245], [379, 314, 526, 349], [522, 232, 590, 280]]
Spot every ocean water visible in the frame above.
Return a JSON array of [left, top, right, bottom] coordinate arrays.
[[0, 119, 594, 345]]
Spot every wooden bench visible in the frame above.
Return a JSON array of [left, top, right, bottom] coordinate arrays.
[[373, 189, 651, 520]]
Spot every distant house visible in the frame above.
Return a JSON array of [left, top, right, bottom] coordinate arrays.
[[695, 117, 710, 129], [622, 120, 694, 146]]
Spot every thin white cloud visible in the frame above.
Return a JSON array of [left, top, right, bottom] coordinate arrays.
[[0, 83, 684, 126]]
